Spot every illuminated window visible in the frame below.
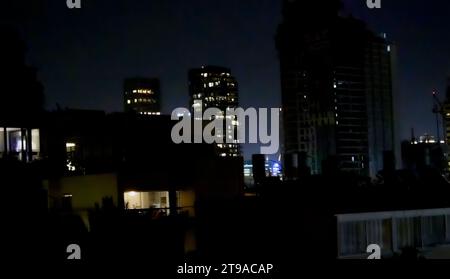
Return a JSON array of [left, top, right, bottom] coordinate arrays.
[[124, 191, 170, 210], [134, 99, 138, 103], [65, 142, 76, 172], [0, 129, 4, 154], [127, 100, 131, 104], [66, 142, 76, 151], [31, 129, 40, 153]]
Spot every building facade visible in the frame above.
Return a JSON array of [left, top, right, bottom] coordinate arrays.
[[276, 0, 395, 177], [188, 66, 240, 157], [337, 208, 450, 259], [0, 27, 44, 163], [402, 134, 448, 172], [124, 78, 161, 115], [444, 78, 450, 145]]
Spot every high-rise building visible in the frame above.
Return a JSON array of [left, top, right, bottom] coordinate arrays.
[[276, 0, 395, 177], [444, 78, 450, 144], [124, 78, 161, 115], [188, 66, 240, 157]]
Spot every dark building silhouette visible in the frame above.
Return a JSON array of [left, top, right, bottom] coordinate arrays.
[[284, 151, 311, 179], [401, 134, 447, 172], [188, 66, 240, 157], [276, 0, 395, 177], [252, 154, 266, 185], [446, 77, 450, 101], [444, 77, 450, 145], [124, 77, 161, 115], [0, 26, 44, 162], [40, 109, 244, 209]]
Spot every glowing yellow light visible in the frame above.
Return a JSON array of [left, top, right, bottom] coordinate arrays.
[[128, 191, 137, 197]]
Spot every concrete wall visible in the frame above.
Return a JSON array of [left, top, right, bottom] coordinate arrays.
[[45, 173, 119, 229]]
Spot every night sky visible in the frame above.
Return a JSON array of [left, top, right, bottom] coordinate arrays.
[[3, 0, 450, 159]]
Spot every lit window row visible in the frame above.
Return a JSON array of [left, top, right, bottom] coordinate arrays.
[[220, 96, 232, 101], [132, 89, 153, 94], [127, 98, 155, 104], [202, 81, 235, 89], [139, 112, 161, 116]]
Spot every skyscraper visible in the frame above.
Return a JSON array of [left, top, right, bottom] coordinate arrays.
[[188, 66, 240, 157], [276, 0, 394, 177], [444, 77, 450, 145], [124, 78, 161, 115]]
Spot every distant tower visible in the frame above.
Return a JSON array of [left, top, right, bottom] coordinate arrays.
[[444, 77, 450, 144], [188, 66, 240, 157], [276, 0, 395, 177], [124, 78, 161, 115]]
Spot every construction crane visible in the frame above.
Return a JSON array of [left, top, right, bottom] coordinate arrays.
[[432, 90, 446, 144]]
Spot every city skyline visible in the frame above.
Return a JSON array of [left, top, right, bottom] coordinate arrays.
[[3, 0, 450, 159], [3, 0, 450, 265]]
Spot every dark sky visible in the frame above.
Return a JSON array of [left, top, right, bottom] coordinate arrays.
[[3, 0, 450, 159]]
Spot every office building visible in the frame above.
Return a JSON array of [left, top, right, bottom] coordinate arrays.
[[188, 66, 240, 157], [443, 78, 450, 144], [276, 0, 394, 177], [124, 78, 161, 115]]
